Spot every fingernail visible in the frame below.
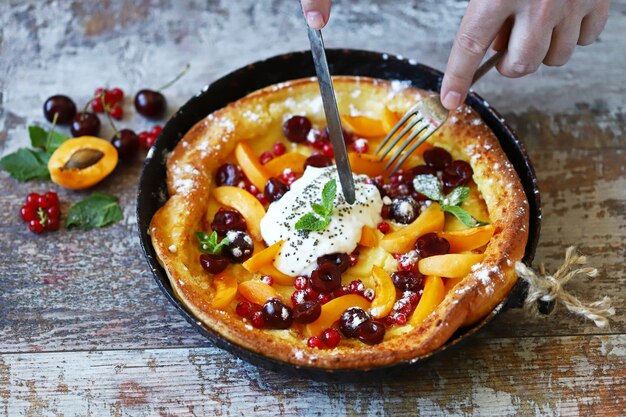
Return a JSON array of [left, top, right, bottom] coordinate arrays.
[[442, 91, 462, 110], [305, 11, 325, 29]]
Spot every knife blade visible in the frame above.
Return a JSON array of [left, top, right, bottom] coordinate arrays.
[[307, 27, 356, 205]]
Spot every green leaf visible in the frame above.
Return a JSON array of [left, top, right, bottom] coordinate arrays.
[[441, 205, 489, 228], [0, 148, 51, 181], [413, 174, 444, 201], [321, 179, 337, 210], [29, 125, 68, 153], [311, 203, 328, 217], [444, 186, 470, 207], [294, 212, 330, 231], [195, 231, 230, 254], [65, 193, 123, 230]]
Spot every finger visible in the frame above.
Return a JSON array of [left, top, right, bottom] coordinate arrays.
[[492, 17, 513, 52], [578, 1, 610, 45], [441, 1, 513, 110], [301, 0, 331, 29], [543, 17, 582, 67], [496, 12, 554, 78]]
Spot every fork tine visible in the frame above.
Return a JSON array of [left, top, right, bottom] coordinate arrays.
[[375, 106, 420, 156], [376, 115, 422, 161], [383, 121, 428, 170], [388, 127, 435, 174]]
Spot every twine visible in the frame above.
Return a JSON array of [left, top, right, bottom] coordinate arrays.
[[514, 246, 615, 328]]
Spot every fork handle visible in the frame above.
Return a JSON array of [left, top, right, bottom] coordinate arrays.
[[471, 49, 506, 86]]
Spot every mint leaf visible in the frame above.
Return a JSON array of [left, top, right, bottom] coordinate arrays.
[[294, 212, 330, 231], [0, 148, 51, 181], [311, 203, 328, 217], [65, 193, 123, 229], [321, 179, 337, 211], [195, 231, 230, 254], [29, 125, 68, 153], [441, 205, 488, 228], [444, 186, 470, 207], [413, 174, 444, 201]]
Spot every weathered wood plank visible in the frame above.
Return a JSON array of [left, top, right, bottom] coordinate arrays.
[[1, 335, 624, 416]]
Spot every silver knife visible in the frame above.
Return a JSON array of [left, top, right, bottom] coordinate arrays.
[[307, 27, 356, 204]]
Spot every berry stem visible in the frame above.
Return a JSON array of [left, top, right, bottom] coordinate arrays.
[[158, 64, 190, 91]]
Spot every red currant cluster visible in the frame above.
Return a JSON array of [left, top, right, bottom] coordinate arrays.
[[138, 125, 163, 149], [19, 192, 60, 234], [91, 87, 124, 120]]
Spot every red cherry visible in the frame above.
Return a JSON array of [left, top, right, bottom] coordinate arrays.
[[150, 125, 163, 136], [46, 217, 60, 231], [321, 328, 341, 348], [307, 336, 323, 349], [20, 205, 36, 222], [28, 219, 44, 234], [273, 142, 286, 156], [109, 105, 123, 120], [259, 151, 273, 165], [109, 87, 124, 103], [377, 222, 391, 234], [26, 193, 40, 208], [322, 143, 334, 158]]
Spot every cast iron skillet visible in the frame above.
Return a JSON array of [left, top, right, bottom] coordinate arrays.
[[137, 49, 541, 378]]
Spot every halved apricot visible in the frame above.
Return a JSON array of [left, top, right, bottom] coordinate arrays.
[[369, 266, 396, 318], [409, 276, 445, 325], [264, 152, 307, 177], [234, 141, 270, 191], [238, 280, 282, 306], [48, 136, 118, 190], [304, 294, 371, 337], [380, 203, 445, 253], [212, 186, 265, 241], [358, 225, 378, 248], [418, 253, 485, 278], [341, 115, 386, 138], [211, 272, 238, 310], [439, 224, 495, 253]]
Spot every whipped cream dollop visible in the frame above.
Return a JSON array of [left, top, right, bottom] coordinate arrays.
[[260, 166, 383, 277]]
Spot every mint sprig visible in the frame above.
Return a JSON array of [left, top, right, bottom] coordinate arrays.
[[295, 179, 336, 232], [195, 231, 230, 255], [413, 174, 489, 228]]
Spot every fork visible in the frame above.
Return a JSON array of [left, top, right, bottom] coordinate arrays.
[[376, 49, 505, 174]]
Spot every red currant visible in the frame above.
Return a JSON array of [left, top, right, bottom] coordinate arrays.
[[92, 98, 105, 113], [294, 276, 308, 290], [318, 293, 332, 304], [26, 193, 40, 208], [353, 138, 369, 154], [109, 87, 124, 103], [250, 311, 265, 328], [307, 336, 323, 349], [260, 275, 274, 286], [235, 301, 253, 317], [348, 280, 365, 295], [322, 143, 334, 158], [46, 217, 60, 231], [150, 125, 163, 136], [273, 142, 286, 156], [109, 105, 123, 120], [255, 193, 268, 205], [44, 192, 59, 207], [259, 151, 273, 165], [394, 313, 407, 325], [20, 205, 36, 222], [46, 205, 60, 220], [145, 134, 157, 148], [28, 219, 44, 234], [349, 253, 359, 266], [321, 328, 341, 348], [377, 222, 391, 234]]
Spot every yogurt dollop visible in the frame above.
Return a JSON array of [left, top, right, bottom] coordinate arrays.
[[260, 166, 383, 277]]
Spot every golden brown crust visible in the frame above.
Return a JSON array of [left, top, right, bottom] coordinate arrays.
[[149, 77, 529, 370]]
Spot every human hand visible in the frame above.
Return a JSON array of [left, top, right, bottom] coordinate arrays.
[[300, 0, 332, 29], [441, 0, 611, 110]]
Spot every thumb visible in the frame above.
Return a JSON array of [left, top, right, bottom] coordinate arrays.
[[301, 0, 332, 29]]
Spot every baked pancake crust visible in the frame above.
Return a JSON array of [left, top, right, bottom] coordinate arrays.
[[150, 77, 529, 369]]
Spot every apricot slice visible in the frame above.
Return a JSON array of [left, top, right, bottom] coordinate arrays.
[[234, 141, 270, 191], [382, 106, 401, 133], [256, 264, 295, 286], [264, 152, 307, 177], [380, 203, 445, 253], [444, 277, 463, 293], [358, 225, 378, 248], [409, 276, 445, 325], [212, 186, 265, 241], [48, 136, 118, 190], [211, 272, 238, 310], [341, 115, 386, 138], [238, 280, 282, 306], [418, 253, 485, 278], [304, 294, 371, 337], [439, 224, 495, 253], [369, 266, 396, 318], [243, 241, 283, 271]]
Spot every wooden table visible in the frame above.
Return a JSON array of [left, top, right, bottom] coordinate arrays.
[[1, 1, 624, 415]]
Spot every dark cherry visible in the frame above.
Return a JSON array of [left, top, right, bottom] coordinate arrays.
[[282, 115, 311, 143], [111, 129, 139, 159], [211, 209, 247, 235], [383, 183, 411, 199], [292, 301, 322, 324], [304, 154, 333, 169], [409, 164, 437, 177], [264, 177, 289, 203], [215, 163, 243, 187], [223, 231, 254, 263], [199, 253, 229, 274], [319, 126, 354, 144], [134, 89, 167, 119], [309, 262, 342, 293], [317, 253, 350, 273], [70, 112, 100, 137], [443, 160, 473, 188], [262, 299, 293, 329], [389, 196, 419, 224], [43, 95, 76, 124], [357, 320, 386, 345], [339, 307, 371, 338], [391, 270, 423, 291], [415, 232, 450, 258], [423, 147, 452, 170]]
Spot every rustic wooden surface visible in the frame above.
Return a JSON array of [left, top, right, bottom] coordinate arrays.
[[1, 1, 625, 416]]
